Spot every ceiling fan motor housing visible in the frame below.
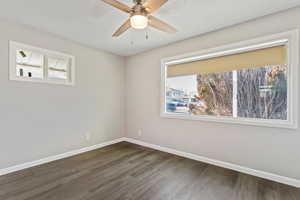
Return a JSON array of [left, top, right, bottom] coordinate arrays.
[[131, 3, 148, 16]]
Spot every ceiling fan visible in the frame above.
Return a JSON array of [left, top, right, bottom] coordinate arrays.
[[102, 0, 177, 37]]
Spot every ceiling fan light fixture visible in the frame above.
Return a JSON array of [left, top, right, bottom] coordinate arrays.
[[130, 14, 148, 29]]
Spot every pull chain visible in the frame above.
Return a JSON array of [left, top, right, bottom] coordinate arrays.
[[145, 27, 149, 40]]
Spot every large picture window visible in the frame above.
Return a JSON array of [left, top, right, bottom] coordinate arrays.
[[161, 31, 298, 129]]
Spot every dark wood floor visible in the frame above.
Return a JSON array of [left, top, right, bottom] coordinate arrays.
[[0, 142, 299, 200]]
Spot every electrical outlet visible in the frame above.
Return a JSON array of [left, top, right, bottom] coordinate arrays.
[[85, 132, 91, 141], [138, 129, 142, 137]]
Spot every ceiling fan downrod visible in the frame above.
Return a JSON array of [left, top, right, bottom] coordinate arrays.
[[133, 0, 145, 5]]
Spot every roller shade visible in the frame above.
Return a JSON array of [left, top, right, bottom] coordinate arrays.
[[167, 45, 287, 77]]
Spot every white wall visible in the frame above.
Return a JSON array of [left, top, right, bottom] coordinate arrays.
[[0, 19, 125, 169], [125, 7, 300, 180]]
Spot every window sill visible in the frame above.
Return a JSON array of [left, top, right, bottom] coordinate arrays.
[[9, 76, 75, 86], [160, 112, 298, 130]]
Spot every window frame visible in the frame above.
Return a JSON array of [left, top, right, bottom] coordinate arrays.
[[9, 41, 75, 86], [160, 30, 299, 129]]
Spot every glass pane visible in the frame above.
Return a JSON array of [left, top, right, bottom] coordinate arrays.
[[16, 49, 43, 79], [48, 57, 68, 80], [166, 75, 197, 114], [237, 65, 287, 120], [166, 72, 233, 116]]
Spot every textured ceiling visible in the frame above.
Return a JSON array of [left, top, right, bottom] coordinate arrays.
[[0, 0, 300, 56]]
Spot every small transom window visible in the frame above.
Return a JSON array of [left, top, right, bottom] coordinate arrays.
[[10, 41, 75, 85]]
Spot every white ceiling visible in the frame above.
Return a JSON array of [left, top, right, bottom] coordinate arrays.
[[1, 0, 300, 56]]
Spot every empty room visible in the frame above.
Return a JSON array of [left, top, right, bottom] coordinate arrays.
[[1, 0, 300, 199]]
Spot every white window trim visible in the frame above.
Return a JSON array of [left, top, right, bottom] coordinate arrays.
[[160, 30, 299, 129], [9, 41, 75, 86]]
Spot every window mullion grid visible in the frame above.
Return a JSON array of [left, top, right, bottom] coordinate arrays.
[[232, 70, 238, 118]]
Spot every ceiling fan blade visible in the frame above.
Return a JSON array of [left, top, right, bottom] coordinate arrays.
[[148, 15, 176, 33], [143, 0, 168, 13], [102, 0, 132, 13], [112, 19, 131, 37]]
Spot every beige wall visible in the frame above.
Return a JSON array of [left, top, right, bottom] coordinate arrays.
[[0, 19, 125, 169], [125, 7, 300, 180]]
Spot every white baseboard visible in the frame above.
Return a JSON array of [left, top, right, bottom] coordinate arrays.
[[124, 138, 300, 188], [0, 137, 125, 176], [1, 137, 299, 188]]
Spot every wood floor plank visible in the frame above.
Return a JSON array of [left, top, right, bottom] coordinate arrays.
[[0, 142, 299, 200]]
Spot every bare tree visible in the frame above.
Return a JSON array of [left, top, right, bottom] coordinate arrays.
[[190, 72, 232, 116], [190, 65, 287, 120], [237, 66, 287, 120]]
